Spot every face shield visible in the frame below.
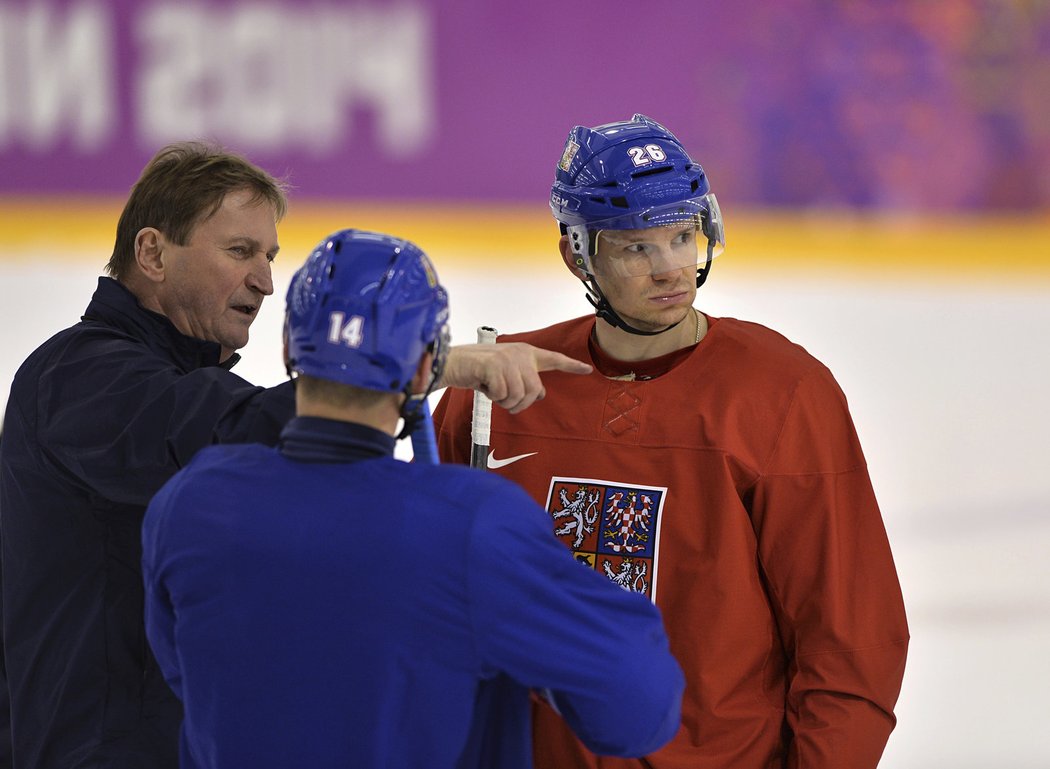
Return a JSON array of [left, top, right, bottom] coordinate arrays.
[[568, 193, 725, 278]]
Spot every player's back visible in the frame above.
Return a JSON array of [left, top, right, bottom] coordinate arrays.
[[144, 440, 514, 768]]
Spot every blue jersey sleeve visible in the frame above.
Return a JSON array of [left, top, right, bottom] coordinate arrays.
[[465, 480, 684, 757], [140, 472, 190, 700]]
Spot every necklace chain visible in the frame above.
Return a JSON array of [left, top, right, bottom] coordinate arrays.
[[603, 309, 701, 382]]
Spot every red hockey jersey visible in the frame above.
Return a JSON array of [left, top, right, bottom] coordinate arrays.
[[433, 314, 909, 769]]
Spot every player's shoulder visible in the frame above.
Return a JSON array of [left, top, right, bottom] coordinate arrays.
[[412, 461, 513, 493], [708, 315, 827, 374], [192, 441, 270, 466], [409, 464, 557, 547], [161, 443, 273, 498], [409, 462, 535, 513]]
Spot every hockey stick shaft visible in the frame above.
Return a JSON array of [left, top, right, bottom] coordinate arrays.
[[469, 326, 498, 469]]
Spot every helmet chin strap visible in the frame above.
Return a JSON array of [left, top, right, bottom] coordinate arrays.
[[396, 395, 427, 440], [395, 340, 447, 440], [583, 245, 715, 337], [585, 279, 682, 337]]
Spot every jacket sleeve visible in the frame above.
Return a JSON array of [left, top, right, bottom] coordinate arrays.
[[36, 331, 294, 507], [466, 481, 685, 758], [750, 365, 909, 768], [0, 557, 10, 765]]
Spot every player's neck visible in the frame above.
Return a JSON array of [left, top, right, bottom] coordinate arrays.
[[296, 396, 401, 436], [594, 308, 706, 362]]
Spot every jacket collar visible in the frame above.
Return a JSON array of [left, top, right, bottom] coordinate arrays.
[[81, 277, 239, 372], [278, 416, 396, 463]]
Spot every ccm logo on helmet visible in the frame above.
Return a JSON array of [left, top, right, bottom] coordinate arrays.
[[327, 312, 365, 349]]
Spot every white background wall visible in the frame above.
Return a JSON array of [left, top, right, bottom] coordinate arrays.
[[2, 248, 1048, 768]]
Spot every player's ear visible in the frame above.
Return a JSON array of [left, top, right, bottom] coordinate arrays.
[[134, 228, 166, 283], [559, 235, 588, 281]]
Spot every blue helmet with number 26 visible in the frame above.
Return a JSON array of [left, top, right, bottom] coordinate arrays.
[[284, 229, 450, 405], [550, 114, 725, 286]]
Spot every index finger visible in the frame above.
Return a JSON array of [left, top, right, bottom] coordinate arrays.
[[533, 348, 592, 375]]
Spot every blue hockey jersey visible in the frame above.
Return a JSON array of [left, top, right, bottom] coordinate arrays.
[[142, 416, 684, 769]]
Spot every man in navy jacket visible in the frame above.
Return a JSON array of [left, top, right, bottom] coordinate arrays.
[[141, 229, 684, 769], [0, 144, 591, 768], [0, 143, 294, 769]]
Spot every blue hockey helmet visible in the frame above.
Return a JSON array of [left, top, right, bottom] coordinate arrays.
[[550, 114, 725, 283], [285, 229, 450, 402]]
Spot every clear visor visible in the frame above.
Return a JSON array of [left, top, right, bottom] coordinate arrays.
[[571, 193, 726, 277], [429, 320, 451, 394], [579, 194, 725, 278]]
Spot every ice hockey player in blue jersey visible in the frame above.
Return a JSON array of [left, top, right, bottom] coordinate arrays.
[[141, 228, 685, 769]]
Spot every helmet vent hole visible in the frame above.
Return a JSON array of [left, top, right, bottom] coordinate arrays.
[[611, 197, 629, 208], [630, 166, 673, 179], [589, 196, 605, 204]]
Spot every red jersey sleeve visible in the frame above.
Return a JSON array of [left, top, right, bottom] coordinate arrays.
[[749, 363, 909, 768]]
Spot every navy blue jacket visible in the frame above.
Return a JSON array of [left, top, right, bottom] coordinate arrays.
[[142, 416, 684, 769], [0, 277, 295, 768]]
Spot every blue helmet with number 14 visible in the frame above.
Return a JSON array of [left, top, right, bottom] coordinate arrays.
[[284, 229, 450, 405], [550, 113, 725, 286]]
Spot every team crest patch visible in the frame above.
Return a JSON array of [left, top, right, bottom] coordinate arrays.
[[558, 139, 580, 172], [545, 477, 666, 601]]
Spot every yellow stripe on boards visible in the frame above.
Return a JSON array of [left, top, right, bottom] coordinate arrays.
[[1, 197, 1046, 284]]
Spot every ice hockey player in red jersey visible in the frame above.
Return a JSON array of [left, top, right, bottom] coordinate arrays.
[[433, 114, 909, 768]]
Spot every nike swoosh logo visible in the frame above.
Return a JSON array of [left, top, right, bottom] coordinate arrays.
[[487, 450, 538, 469]]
